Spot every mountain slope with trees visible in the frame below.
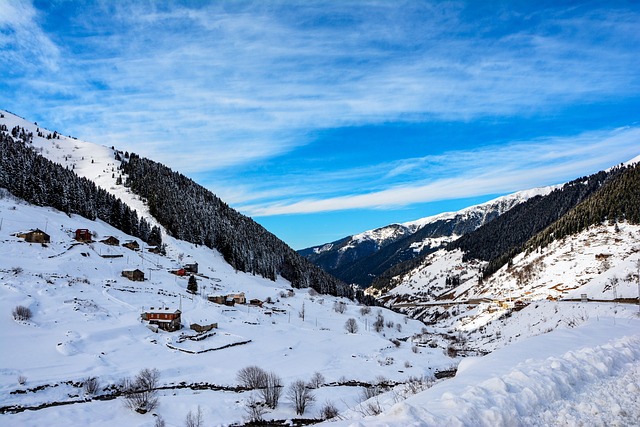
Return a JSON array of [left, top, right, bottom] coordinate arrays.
[[300, 190, 549, 287], [119, 153, 357, 299]]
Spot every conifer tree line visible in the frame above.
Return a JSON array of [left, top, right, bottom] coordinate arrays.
[[526, 162, 640, 251], [450, 165, 630, 278], [372, 162, 639, 290], [0, 132, 161, 245], [119, 153, 361, 300]]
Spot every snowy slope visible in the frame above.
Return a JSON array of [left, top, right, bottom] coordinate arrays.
[[325, 312, 640, 426], [1, 110, 160, 230], [0, 193, 448, 426]]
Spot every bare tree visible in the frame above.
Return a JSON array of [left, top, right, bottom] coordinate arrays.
[[123, 368, 160, 413], [359, 306, 371, 316], [184, 405, 204, 427], [299, 301, 305, 321], [237, 366, 268, 389], [308, 371, 325, 389], [258, 371, 283, 409], [333, 301, 346, 314], [245, 394, 266, 423], [344, 318, 358, 333], [373, 312, 385, 333], [154, 415, 166, 427], [287, 379, 315, 415]]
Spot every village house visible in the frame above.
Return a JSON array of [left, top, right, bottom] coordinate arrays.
[[142, 307, 181, 332], [249, 298, 263, 307], [190, 322, 218, 333], [207, 295, 227, 305], [122, 268, 145, 282], [122, 240, 140, 251], [170, 268, 187, 277], [75, 228, 92, 242], [100, 236, 120, 246], [229, 292, 246, 304], [16, 229, 50, 244], [184, 262, 198, 274]]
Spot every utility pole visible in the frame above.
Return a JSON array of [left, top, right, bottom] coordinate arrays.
[[636, 259, 640, 314]]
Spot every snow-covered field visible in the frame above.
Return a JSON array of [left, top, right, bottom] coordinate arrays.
[[0, 194, 448, 426]]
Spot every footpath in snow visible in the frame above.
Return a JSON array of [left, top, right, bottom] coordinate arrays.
[[328, 315, 640, 427]]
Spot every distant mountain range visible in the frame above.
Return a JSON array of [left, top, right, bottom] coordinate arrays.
[[299, 187, 556, 287]]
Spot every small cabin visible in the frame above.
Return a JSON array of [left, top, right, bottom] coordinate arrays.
[[190, 322, 218, 333], [249, 299, 263, 307], [143, 308, 181, 332], [184, 262, 199, 274], [75, 228, 92, 242], [171, 268, 187, 277], [100, 236, 120, 246], [229, 292, 246, 305], [122, 268, 145, 282], [122, 240, 140, 251], [208, 295, 226, 305], [17, 229, 50, 244]]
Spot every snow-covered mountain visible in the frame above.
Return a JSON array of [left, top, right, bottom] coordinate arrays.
[[1, 110, 639, 426], [300, 187, 556, 287]]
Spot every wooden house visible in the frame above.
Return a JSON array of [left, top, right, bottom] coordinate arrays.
[[122, 268, 145, 282], [100, 236, 120, 246], [143, 307, 181, 332], [229, 292, 246, 305], [170, 268, 187, 277], [207, 295, 226, 305], [249, 299, 263, 307], [17, 229, 50, 244], [122, 240, 140, 251], [184, 262, 199, 274], [208, 292, 246, 306], [190, 322, 218, 333], [75, 228, 92, 242]]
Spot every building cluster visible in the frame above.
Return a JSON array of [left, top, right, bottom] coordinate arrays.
[[14, 226, 262, 335]]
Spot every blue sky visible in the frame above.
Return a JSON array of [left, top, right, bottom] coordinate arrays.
[[1, 1, 639, 249]]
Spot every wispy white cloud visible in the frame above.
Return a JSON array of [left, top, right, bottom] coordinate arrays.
[[3, 1, 639, 175], [239, 127, 640, 216], [2, 1, 639, 226], [0, 0, 60, 72]]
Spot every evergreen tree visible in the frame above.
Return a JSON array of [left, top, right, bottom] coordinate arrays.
[[187, 275, 198, 294]]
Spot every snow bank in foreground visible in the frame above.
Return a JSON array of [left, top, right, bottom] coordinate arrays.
[[328, 316, 640, 426]]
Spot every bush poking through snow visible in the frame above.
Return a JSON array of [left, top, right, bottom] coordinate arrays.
[[83, 376, 100, 395], [17, 375, 27, 385], [333, 301, 346, 314], [13, 305, 32, 321], [123, 368, 160, 413], [319, 400, 339, 420], [287, 379, 315, 415], [154, 415, 166, 427]]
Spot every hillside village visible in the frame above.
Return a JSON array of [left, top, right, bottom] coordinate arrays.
[[1, 111, 639, 426]]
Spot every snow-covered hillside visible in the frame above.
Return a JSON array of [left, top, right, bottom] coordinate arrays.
[[2, 109, 639, 426], [0, 193, 448, 426], [1, 110, 158, 229]]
